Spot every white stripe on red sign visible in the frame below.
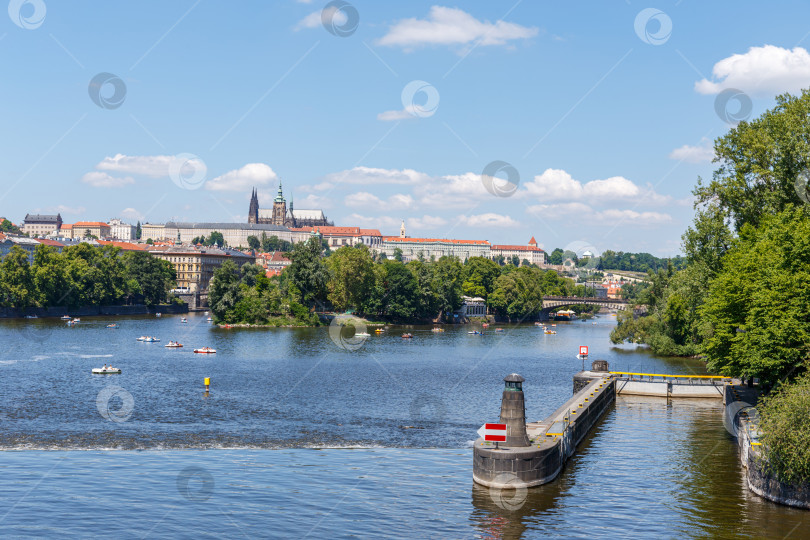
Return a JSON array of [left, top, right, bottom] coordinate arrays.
[[477, 423, 507, 442]]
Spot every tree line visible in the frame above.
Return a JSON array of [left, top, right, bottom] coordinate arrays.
[[0, 244, 177, 309], [610, 89, 810, 482], [208, 239, 590, 325], [546, 247, 685, 272]]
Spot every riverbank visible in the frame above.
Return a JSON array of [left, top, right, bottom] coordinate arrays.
[[0, 303, 187, 319]]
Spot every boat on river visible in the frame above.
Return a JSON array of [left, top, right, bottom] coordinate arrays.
[[193, 347, 216, 354], [106, 324, 118, 329], [137, 336, 160, 342], [165, 341, 183, 348], [180, 317, 188, 323], [92, 367, 121, 374], [544, 330, 557, 334], [155, 313, 162, 318], [401, 333, 413, 339], [468, 330, 483, 335], [355, 332, 371, 337], [431, 327, 445, 333], [61, 315, 72, 320]]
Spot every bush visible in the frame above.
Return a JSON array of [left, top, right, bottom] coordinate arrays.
[[758, 371, 810, 483]]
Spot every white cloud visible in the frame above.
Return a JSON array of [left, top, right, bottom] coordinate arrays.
[[81, 171, 135, 188], [457, 213, 519, 228], [377, 6, 537, 51], [669, 139, 714, 163], [345, 192, 383, 208], [95, 154, 176, 177], [206, 163, 278, 191], [345, 191, 414, 210], [523, 169, 647, 202], [120, 208, 144, 221], [296, 193, 333, 209], [408, 215, 447, 229], [594, 209, 672, 225], [50, 205, 85, 215], [295, 10, 322, 30], [695, 45, 810, 97], [527, 202, 593, 216], [321, 166, 431, 189], [377, 108, 419, 121]]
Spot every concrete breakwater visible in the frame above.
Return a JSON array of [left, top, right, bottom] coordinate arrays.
[[473, 365, 615, 489], [725, 385, 810, 509]]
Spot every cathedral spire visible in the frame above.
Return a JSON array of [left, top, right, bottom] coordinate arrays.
[[274, 179, 285, 203]]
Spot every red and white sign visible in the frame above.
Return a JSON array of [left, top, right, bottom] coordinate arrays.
[[579, 345, 589, 356], [477, 423, 507, 442]]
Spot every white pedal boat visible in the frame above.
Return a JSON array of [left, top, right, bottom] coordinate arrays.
[[92, 367, 121, 374]]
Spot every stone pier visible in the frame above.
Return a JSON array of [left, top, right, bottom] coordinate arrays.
[[473, 363, 615, 489]]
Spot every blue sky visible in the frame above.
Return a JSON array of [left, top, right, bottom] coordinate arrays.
[[2, 1, 810, 256]]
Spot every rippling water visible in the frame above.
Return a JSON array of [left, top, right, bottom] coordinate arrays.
[[1, 314, 806, 538]]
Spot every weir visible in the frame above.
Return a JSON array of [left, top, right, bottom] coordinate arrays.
[[473, 361, 737, 489]]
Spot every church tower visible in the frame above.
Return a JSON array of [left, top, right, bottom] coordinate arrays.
[[248, 188, 259, 224], [400, 219, 406, 238], [271, 180, 287, 227]]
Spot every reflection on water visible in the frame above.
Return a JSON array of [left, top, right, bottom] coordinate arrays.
[[1, 315, 807, 537], [469, 397, 809, 539]]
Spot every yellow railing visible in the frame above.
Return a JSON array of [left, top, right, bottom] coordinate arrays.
[[609, 371, 731, 380]]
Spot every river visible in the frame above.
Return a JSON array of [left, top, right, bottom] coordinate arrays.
[[0, 314, 806, 538]]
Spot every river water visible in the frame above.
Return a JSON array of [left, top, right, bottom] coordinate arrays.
[[0, 314, 806, 538]]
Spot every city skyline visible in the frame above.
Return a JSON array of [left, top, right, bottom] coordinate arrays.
[[4, 2, 810, 256]]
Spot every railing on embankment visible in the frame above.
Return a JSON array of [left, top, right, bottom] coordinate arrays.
[[609, 371, 732, 398]]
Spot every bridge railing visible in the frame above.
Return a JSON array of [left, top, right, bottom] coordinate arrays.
[[609, 371, 733, 385]]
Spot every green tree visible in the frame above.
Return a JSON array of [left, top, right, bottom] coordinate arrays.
[[135, 221, 142, 240], [0, 219, 22, 234], [548, 248, 564, 265], [208, 231, 225, 247], [700, 208, 810, 383], [122, 251, 176, 305], [208, 260, 243, 320], [0, 246, 36, 307], [324, 245, 375, 312], [462, 257, 501, 300], [393, 248, 404, 262], [757, 372, 810, 483], [367, 260, 417, 319], [286, 236, 329, 308], [247, 235, 260, 251], [432, 256, 463, 318]]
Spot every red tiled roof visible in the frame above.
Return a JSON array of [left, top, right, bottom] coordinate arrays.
[[36, 238, 65, 247], [529, 236, 537, 245], [73, 221, 110, 227], [258, 251, 291, 263], [98, 240, 146, 251], [60, 224, 73, 230], [291, 226, 362, 235], [382, 236, 490, 246], [491, 244, 544, 252], [359, 229, 382, 236]]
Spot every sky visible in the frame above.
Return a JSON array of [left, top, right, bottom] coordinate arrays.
[[2, 1, 810, 256]]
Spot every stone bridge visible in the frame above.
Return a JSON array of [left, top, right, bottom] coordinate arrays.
[[542, 296, 633, 311]]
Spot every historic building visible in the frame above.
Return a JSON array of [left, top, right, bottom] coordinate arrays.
[[490, 237, 547, 266], [22, 214, 62, 237], [247, 183, 332, 228]]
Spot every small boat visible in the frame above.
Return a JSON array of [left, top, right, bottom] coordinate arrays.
[[92, 367, 121, 374], [431, 327, 445, 333], [544, 330, 557, 335], [155, 313, 162, 318], [106, 324, 118, 329], [25, 315, 38, 319], [468, 331, 482, 335], [61, 315, 72, 320], [401, 333, 413, 339], [374, 328, 384, 334], [136, 336, 147, 341], [534, 322, 543, 326], [355, 332, 371, 337], [204, 311, 209, 316], [140, 336, 160, 342], [222, 324, 232, 329], [165, 341, 183, 348], [206, 317, 213, 322], [72, 318, 80, 323], [495, 328, 504, 333], [551, 324, 556, 327], [482, 323, 489, 328], [180, 317, 188, 323], [193, 347, 216, 354]]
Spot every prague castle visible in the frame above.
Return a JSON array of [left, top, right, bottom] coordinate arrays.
[[248, 182, 332, 228]]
